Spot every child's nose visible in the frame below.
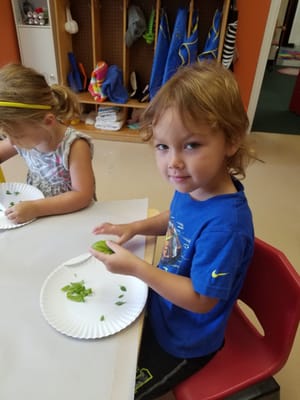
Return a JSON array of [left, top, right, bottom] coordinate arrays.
[[168, 151, 184, 169]]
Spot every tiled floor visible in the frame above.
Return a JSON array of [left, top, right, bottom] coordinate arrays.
[[2, 131, 300, 400]]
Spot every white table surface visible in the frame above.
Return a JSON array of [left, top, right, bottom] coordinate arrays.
[[0, 198, 150, 400]]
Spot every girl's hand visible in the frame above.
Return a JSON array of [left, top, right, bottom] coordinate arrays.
[[90, 240, 146, 276], [5, 201, 37, 224], [92, 222, 136, 245]]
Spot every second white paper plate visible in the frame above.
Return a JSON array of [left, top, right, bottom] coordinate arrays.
[[0, 182, 44, 229]]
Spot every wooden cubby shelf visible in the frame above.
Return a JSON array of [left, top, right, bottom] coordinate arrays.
[[52, 0, 230, 142]]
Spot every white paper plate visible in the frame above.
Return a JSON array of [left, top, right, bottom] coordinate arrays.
[[0, 182, 44, 229], [40, 254, 148, 339]]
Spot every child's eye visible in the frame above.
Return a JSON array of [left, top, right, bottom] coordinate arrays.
[[185, 142, 200, 150], [0, 129, 8, 139], [155, 143, 168, 151]]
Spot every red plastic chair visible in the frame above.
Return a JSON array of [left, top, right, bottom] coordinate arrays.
[[289, 69, 300, 115], [174, 237, 300, 400]]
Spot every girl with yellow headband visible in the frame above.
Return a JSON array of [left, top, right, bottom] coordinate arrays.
[[0, 63, 95, 224]]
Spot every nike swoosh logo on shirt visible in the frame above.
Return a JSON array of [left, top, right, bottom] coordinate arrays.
[[211, 269, 229, 278]]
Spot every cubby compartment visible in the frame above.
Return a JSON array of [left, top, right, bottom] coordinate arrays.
[[11, 0, 50, 26]]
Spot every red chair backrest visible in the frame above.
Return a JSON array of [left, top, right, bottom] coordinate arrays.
[[173, 238, 300, 400], [237, 237, 300, 370]]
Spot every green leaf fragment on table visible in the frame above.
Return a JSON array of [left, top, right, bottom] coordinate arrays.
[[92, 240, 114, 254], [61, 280, 93, 302]]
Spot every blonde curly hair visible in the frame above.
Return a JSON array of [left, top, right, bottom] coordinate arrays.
[[140, 61, 256, 178], [0, 63, 81, 128]]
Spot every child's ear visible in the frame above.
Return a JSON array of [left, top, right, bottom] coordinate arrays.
[[43, 113, 56, 126], [226, 139, 241, 157]]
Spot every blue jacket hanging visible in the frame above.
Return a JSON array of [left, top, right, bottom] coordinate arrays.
[[198, 8, 222, 60], [149, 10, 170, 100], [178, 10, 199, 66], [162, 7, 188, 85], [162, 7, 199, 85]]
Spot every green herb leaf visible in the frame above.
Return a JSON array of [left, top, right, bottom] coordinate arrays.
[[61, 280, 93, 302], [115, 301, 126, 306], [92, 240, 114, 254]]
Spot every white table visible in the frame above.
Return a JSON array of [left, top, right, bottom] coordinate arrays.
[[0, 198, 154, 400]]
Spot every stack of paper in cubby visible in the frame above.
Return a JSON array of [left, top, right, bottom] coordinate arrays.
[[94, 106, 126, 131]]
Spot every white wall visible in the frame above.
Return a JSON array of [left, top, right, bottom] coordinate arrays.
[[289, 1, 300, 46]]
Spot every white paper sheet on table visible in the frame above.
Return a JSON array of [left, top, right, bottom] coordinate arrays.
[[0, 198, 149, 400]]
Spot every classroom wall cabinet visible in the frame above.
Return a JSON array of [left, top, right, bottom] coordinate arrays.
[[10, 0, 58, 85], [51, 0, 230, 142]]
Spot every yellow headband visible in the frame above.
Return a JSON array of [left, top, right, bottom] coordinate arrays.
[[0, 101, 51, 110]]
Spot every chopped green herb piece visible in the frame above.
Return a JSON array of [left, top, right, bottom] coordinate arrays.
[[9, 202, 15, 207], [92, 240, 114, 254], [100, 315, 105, 321], [5, 190, 20, 195], [118, 294, 124, 298], [115, 301, 126, 306], [120, 285, 127, 292], [61, 280, 93, 302], [67, 292, 85, 302]]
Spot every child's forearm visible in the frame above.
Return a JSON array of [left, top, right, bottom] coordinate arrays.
[[130, 210, 169, 237], [31, 190, 93, 217], [0, 139, 18, 162], [135, 259, 218, 313]]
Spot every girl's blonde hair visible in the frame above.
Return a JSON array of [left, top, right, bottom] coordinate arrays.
[[0, 63, 81, 127], [140, 61, 256, 178]]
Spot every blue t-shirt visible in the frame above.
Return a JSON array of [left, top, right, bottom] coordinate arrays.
[[148, 179, 254, 358]]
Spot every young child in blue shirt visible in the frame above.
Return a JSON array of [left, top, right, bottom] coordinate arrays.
[[90, 61, 256, 399]]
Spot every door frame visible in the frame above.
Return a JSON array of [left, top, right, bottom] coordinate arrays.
[[248, 0, 281, 129]]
